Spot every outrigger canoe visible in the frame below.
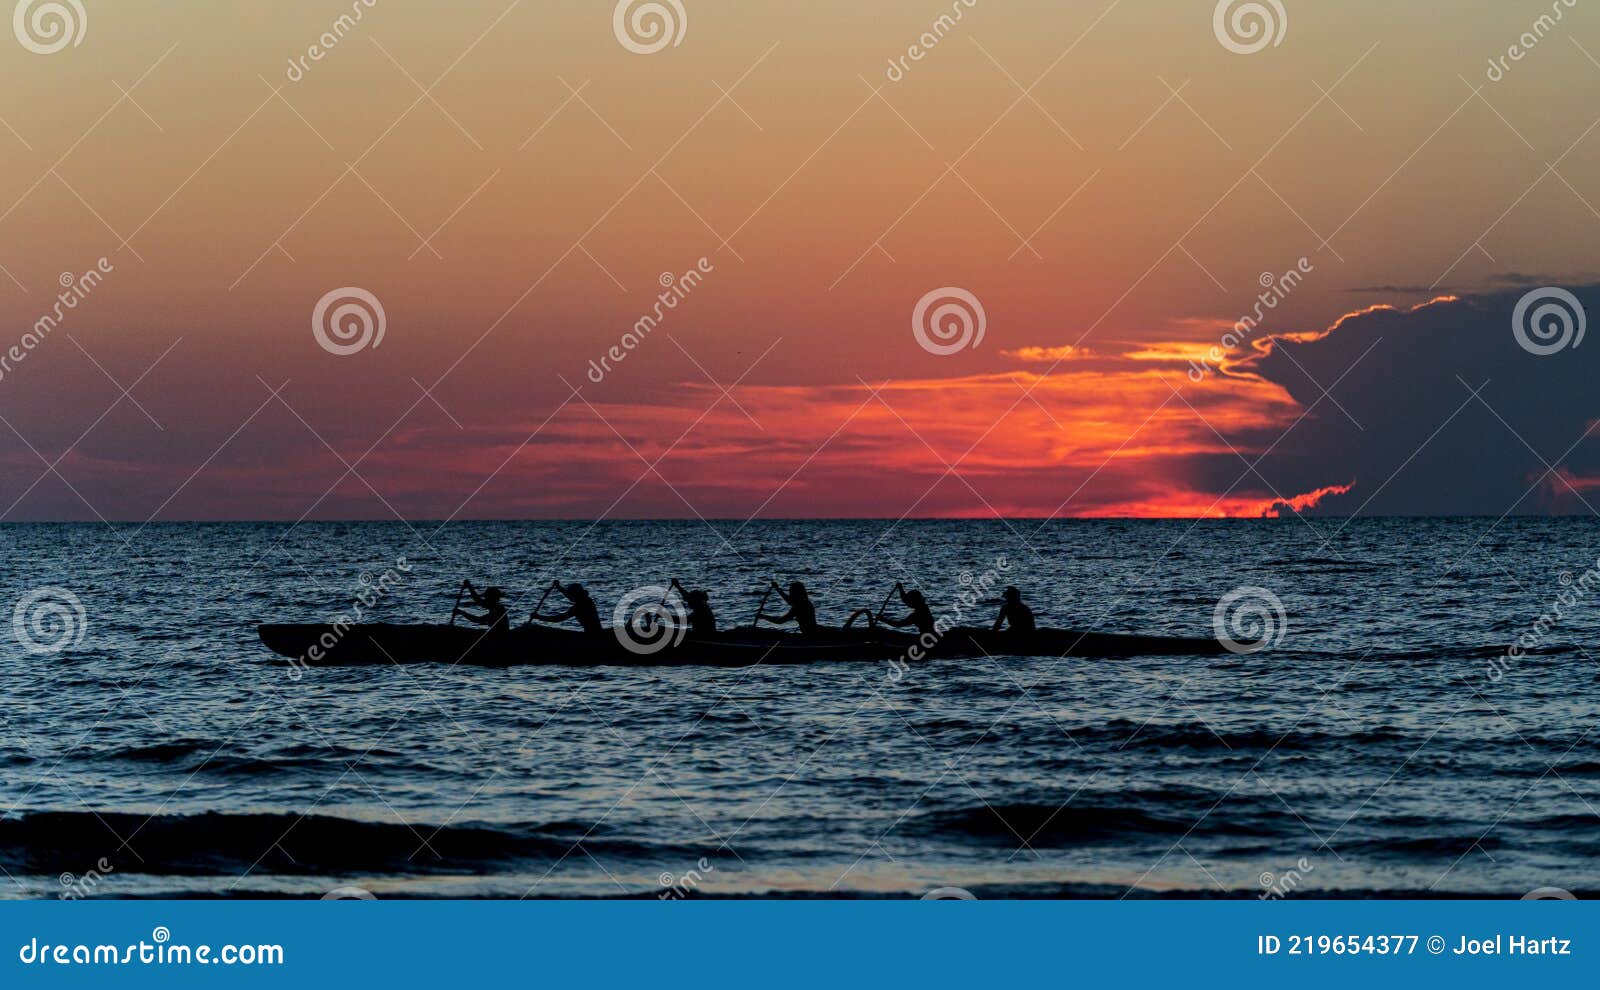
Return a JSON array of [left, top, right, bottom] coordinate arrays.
[[256, 622, 1229, 668]]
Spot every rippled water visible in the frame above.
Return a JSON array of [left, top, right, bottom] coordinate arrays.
[[1, 518, 1597, 899]]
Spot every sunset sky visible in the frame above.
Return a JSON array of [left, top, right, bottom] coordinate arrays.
[[1, 0, 1598, 521]]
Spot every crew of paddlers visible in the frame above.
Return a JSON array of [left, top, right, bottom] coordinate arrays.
[[453, 579, 1035, 638]]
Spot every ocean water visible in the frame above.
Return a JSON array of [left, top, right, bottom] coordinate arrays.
[[0, 518, 1596, 900]]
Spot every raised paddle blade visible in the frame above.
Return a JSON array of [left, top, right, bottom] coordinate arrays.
[[874, 583, 899, 622], [752, 583, 775, 624], [448, 580, 469, 626], [526, 579, 561, 628]]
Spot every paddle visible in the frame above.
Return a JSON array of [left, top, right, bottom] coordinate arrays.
[[874, 582, 903, 625], [526, 579, 561, 628], [842, 583, 894, 630], [662, 579, 694, 628], [752, 581, 778, 625], [447, 580, 470, 626]]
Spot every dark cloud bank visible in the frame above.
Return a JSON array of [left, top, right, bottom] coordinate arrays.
[[1233, 283, 1599, 516]]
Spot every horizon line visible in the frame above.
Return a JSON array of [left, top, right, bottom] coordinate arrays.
[[0, 513, 1590, 525]]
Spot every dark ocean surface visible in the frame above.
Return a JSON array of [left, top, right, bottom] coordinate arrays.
[[0, 518, 1596, 899]]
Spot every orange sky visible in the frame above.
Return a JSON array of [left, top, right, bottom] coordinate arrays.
[[1, 1, 1598, 520]]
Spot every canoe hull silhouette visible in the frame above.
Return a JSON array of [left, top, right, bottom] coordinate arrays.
[[256, 622, 1229, 668]]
